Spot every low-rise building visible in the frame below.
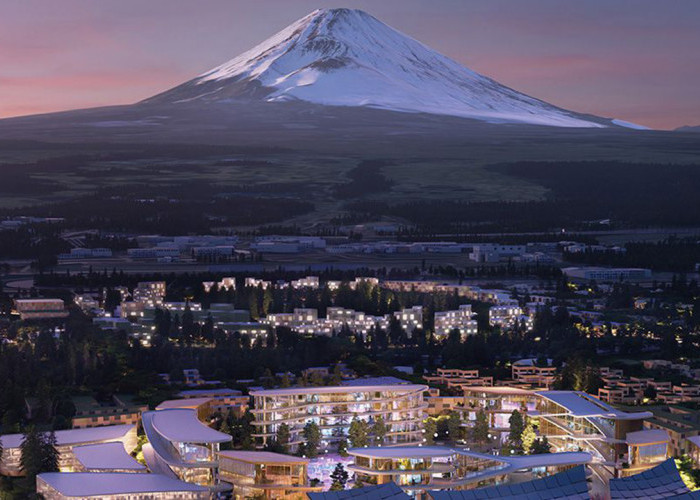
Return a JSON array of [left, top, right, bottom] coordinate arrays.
[[0, 424, 138, 476], [36, 472, 208, 499], [177, 388, 250, 417], [218, 450, 322, 499], [141, 409, 232, 493], [347, 446, 590, 495], [14, 299, 69, 320], [433, 305, 477, 339], [71, 395, 147, 429], [394, 306, 423, 336]]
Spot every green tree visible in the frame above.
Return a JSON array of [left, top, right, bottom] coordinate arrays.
[[19, 427, 44, 478], [371, 415, 388, 446], [330, 463, 349, 491], [507, 410, 525, 454], [276, 423, 291, 453], [471, 409, 489, 446], [337, 438, 349, 457], [41, 431, 59, 473], [424, 418, 438, 445], [303, 422, 322, 458], [530, 436, 551, 455], [522, 421, 537, 454], [447, 412, 462, 442], [348, 418, 369, 448]]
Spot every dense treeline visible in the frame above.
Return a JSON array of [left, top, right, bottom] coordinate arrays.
[[334, 160, 394, 199], [564, 237, 700, 272], [3, 182, 313, 234], [347, 161, 700, 232], [0, 225, 70, 266]]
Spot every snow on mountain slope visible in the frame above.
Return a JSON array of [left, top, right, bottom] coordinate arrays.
[[146, 8, 606, 128]]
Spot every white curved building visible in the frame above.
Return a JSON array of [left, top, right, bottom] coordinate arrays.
[[141, 409, 232, 492], [250, 379, 428, 452], [348, 446, 592, 494], [0, 424, 137, 476]]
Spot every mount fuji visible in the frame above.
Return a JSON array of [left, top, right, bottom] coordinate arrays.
[[145, 8, 613, 128]]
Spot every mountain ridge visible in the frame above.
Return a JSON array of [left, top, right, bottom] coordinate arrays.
[[144, 8, 618, 128]]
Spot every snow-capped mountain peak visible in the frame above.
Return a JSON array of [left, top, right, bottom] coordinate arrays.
[[146, 8, 607, 128]]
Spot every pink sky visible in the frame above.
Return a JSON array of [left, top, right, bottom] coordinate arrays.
[[1, 0, 699, 129]]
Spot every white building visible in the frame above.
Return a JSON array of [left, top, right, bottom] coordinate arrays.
[[244, 278, 271, 289], [250, 379, 427, 452], [133, 281, 166, 306], [290, 276, 320, 289], [394, 306, 424, 336], [488, 305, 528, 329], [434, 305, 478, 339], [36, 472, 208, 499], [562, 267, 652, 282]]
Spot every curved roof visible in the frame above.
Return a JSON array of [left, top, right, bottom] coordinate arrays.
[[156, 397, 213, 410], [463, 386, 536, 396], [348, 446, 456, 460], [429, 465, 590, 500], [37, 472, 206, 496], [219, 450, 309, 464], [72, 442, 146, 471], [536, 391, 653, 420], [0, 424, 135, 450], [147, 409, 231, 444], [610, 459, 689, 499], [251, 383, 426, 397]]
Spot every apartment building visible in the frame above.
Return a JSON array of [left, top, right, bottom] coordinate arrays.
[[290, 276, 320, 289], [178, 388, 250, 417], [14, 298, 69, 320], [201, 274, 236, 290], [433, 305, 477, 339], [488, 305, 528, 330], [70, 395, 147, 429], [393, 306, 423, 336], [511, 359, 557, 389], [249, 379, 427, 452], [423, 369, 493, 389], [133, 281, 166, 306]]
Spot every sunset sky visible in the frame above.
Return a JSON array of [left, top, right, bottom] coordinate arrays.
[[2, 0, 699, 129]]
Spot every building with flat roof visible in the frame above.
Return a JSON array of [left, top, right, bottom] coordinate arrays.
[[0, 424, 137, 476], [141, 409, 231, 493], [36, 472, 208, 499], [177, 388, 250, 417], [218, 450, 322, 499], [250, 381, 427, 452], [562, 267, 652, 282], [70, 395, 147, 429], [393, 306, 423, 336], [14, 298, 69, 320], [433, 305, 477, 339]]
